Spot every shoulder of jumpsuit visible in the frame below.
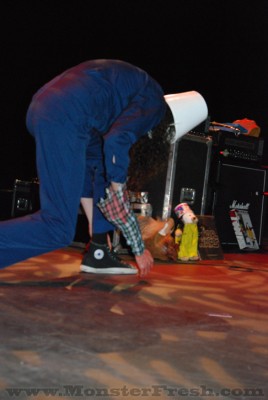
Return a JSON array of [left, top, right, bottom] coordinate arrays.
[[77, 59, 166, 107], [85, 61, 167, 139]]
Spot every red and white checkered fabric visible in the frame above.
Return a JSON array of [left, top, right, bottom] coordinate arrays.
[[98, 186, 145, 255]]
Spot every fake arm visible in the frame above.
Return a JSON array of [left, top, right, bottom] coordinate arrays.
[[97, 185, 145, 256]]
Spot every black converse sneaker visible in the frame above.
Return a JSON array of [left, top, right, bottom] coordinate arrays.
[[80, 241, 138, 275]]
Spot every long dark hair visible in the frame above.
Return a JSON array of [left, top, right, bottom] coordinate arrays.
[[127, 105, 175, 191]]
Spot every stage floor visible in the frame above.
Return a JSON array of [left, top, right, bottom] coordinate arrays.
[[0, 246, 267, 399]]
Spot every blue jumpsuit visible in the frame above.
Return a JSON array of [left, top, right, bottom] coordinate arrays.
[[0, 60, 166, 269]]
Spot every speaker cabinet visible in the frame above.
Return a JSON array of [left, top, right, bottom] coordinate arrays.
[[212, 162, 267, 247], [11, 179, 40, 218], [140, 133, 213, 220]]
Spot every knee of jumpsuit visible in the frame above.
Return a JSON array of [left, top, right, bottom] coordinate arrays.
[[31, 208, 79, 248]]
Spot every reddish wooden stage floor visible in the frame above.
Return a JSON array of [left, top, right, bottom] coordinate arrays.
[[0, 246, 267, 399]]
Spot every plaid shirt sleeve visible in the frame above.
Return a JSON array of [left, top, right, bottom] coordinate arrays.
[[97, 186, 145, 255]]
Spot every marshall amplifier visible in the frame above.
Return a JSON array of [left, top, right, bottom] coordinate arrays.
[[212, 162, 268, 248], [139, 132, 213, 220]]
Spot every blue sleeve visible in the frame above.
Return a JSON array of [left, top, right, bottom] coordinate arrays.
[[103, 87, 166, 183]]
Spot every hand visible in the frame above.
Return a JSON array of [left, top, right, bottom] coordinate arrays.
[[135, 249, 154, 277]]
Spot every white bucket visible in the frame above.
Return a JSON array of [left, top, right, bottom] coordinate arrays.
[[164, 91, 208, 142]]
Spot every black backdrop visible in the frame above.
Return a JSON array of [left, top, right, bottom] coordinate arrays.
[[1, 0, 268, 189]]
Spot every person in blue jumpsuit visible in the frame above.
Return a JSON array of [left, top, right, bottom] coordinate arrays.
[[0, 59, 174, 276]]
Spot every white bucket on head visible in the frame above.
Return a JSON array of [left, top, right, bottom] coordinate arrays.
[[164, 91, 208, 142]]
